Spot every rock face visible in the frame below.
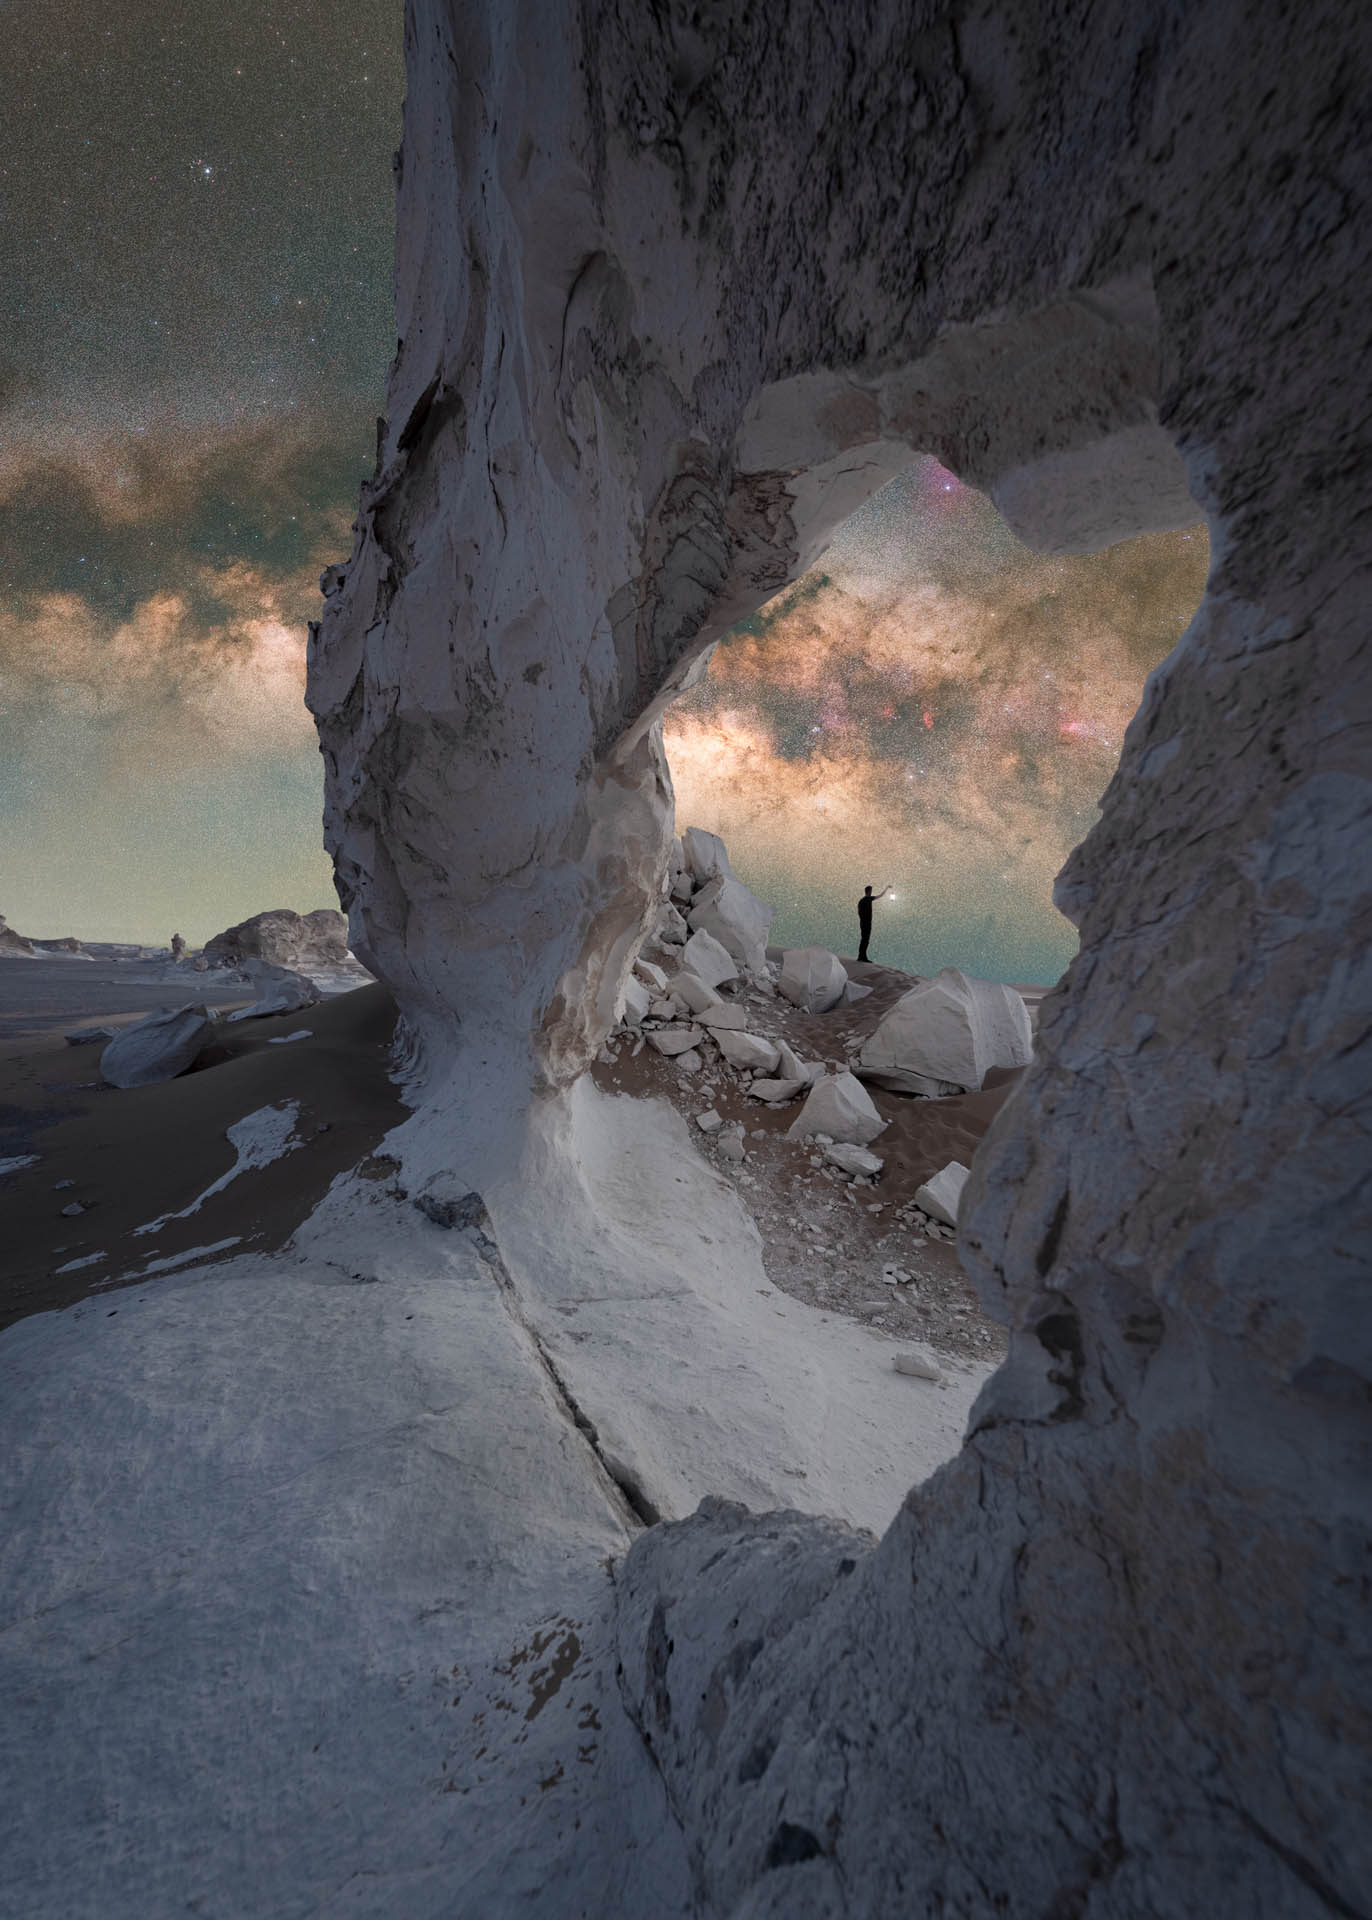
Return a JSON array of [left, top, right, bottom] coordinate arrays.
[[307, 3, 1370, 1912], [858, 967, 1034, 1095], [202, 909, 349, 974], [100, 1005, 214, 1089]]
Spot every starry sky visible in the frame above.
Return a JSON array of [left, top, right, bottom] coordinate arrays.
[[2, 3, 1208, 982]]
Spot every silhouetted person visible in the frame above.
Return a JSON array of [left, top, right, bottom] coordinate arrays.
[[856, 884, 890, 963]]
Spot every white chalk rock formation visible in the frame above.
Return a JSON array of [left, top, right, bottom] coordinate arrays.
[[858, 967, 1033, 1094], [679, 827, 733, 886], [100, 1004, 214, 1089], [296, 6, 1369, 1913], [913, 1160, 971, 1227], [696, 1000, 748, 1031], [680, 928, 738, 990], [778, 946, 849, 1015], [785, 1070, 887, 1147], [202, 908, 349, 974], [224, 961, 322, 1022], [686, 873, 775, 974], [0, 915, 37, 959]]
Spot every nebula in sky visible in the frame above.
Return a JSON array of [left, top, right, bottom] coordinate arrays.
[[4, 4, 1207, 974], [2, 2, 402, 944], [666, 461, 1208, 984]]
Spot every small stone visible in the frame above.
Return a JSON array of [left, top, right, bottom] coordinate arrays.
[[60, 1202, 85, 1217], [54, 1179, 75, 1191], [717, 1135, 746, 1163], [893, 1350, 943, 1382], [676, 1048, 705, 1073], [696, 1110, 723, 1133]]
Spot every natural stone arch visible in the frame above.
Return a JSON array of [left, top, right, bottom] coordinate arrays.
[[308, 2, 1369, 1912]]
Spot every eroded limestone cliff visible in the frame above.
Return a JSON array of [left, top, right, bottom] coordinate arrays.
[[309, 3, 1370, 1911]]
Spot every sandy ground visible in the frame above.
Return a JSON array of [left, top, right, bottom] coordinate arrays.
[[0, 963, 404, 1330], [591, 952, 1048, 1363]]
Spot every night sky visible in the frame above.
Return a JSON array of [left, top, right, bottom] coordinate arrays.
[[2, 4, 1208, 983]]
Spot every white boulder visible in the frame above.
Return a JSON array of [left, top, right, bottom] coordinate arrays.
[[697, 1001, 749, 1031], [672, 969, 723, 1015], [634, 958, 668, 992], [686, 874, 776, 975], [647, 1024, 703, 1057], [224, 960, 321, 1022], [842, 980, 873, 1004], [619, 975, 652, 1026], [680, 826, 733, 885], [913, 1160, 971, 1227], [713, 1030, 781, 1074], [100, 1003, 215, 1088], [785, 1070, 887, 1147], [676, 1048, 705, 1074], [695, 1109, 723, 1134], [775, 1038, 822, 1084], [857, 967, 1032, 1094], [681, 928, 738, 989], [825, 1142, 885, 1177], [778, 946, 849, 1015], [717, 1134, 746, 1164], [748, 1077, 807, 1104], [893, 1350, 943, 1382], [656, 901, 689, 944]]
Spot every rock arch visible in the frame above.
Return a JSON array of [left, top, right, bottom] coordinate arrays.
[[308, 2, 1369, 1911]]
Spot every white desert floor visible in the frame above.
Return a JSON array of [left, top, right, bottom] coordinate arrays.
[[1, 990, 993, 1916]]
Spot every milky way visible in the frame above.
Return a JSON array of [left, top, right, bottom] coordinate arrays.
[[2, 2, 402, 943], [665, 461, 1208, 984], [4, 8, 1207, 970]]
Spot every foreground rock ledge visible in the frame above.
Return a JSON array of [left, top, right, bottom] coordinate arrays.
[[308, 2, 1370, 1912]]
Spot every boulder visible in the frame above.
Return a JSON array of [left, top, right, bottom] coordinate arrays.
[[776, 1038, 822, 1085], [785, 1070, 887, 1146], [100, 1003, 215, 1088], [675, 1048, 705, 1074], [634, 958, 668, 992], [686, 874, 776, 974], [778, 946, 848, 1015], [681, 928, 738, 989], [857, 967, 1033, 1094], [619, 975, 652, 1026], [695, 1110, 723, 1134], [672, 969, 723, 1016], [713, 1030, 781, 1074], [655, 901, 689, 945], [825, 1142, 885, 1177], [646, 1025, 703, 1057], [716, 1134, 746, 1164], [842, 979, 873, 1004], [65, 1025, 118, 1046], [913, 1160, 971, 1227], [680, 826, 733, 885], [749, 1076, 807, 1103], [224, 961, 321, 1022], [893, 1349, 943, 1383], [202, 907, 350, 973], [697, 1001, 749, 1031]]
